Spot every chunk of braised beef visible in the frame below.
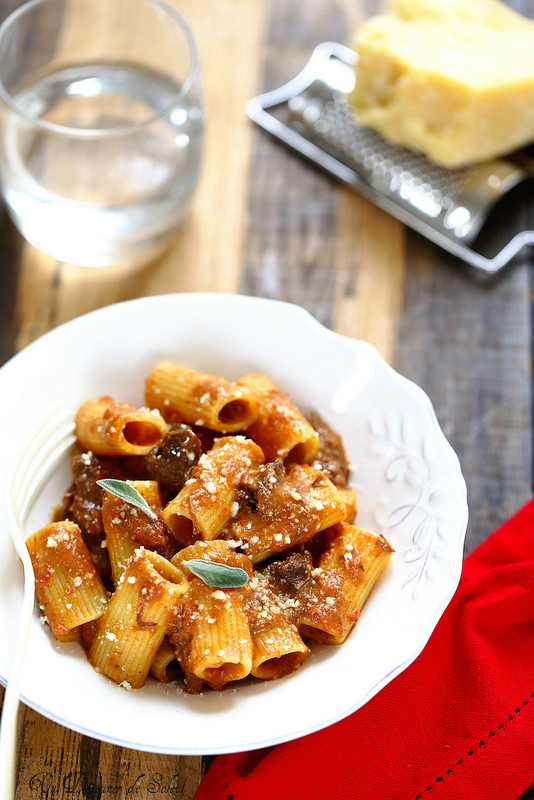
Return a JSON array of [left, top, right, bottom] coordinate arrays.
[[60, 452, 111, 539], [113, 503, 169, 551], [58, 451, 122, 588], [144, 423, 202, 495], [237, 459, 285, 516], [308, 411, 350, 488], [262, 551, 315, 627], [264, 551, 314, 599]]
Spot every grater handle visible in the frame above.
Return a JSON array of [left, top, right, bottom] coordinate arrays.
[[469, 230, 534, 279]]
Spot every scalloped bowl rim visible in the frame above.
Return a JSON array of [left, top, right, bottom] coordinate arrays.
[[0, 293, 468, 755]]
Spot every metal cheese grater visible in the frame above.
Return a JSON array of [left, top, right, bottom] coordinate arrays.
[[246, 42, 534, 280]]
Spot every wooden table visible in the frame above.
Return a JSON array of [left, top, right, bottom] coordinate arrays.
[[0, 0, 533, 797]]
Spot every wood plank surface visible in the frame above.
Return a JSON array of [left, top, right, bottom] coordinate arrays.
[[0, 0, 533, 798], [11, 0, 268, 353], [396, 233, 533, 552], [3, 1, 269, 797]]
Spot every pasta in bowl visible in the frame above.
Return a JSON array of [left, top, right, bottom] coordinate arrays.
[[26, 363, 392, 694], [0, 293, 468, 754]]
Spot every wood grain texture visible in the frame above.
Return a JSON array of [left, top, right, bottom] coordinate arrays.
[[395, 233, 533, 553], [0, 0, 533, 798], [12, 0, 267, 351], [0, 209, 22, 364], [242, 0, 405, 364], [13, 711, 203, 800], [333, 191, 405, 363], [3, 2, 268, 798]]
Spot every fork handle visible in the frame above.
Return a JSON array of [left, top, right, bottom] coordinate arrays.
[[0, 545, 35, 799]]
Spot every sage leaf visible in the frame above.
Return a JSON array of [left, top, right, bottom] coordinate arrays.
[[96, 478, 158, 521], [182, 559, 249, 588]]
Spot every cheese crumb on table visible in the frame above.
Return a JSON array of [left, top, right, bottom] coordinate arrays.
[[349, 0, 534, 167]]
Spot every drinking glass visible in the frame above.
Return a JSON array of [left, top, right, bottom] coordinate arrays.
[[0, 0, 205, 267]]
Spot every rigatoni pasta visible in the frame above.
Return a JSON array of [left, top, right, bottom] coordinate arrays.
[[25, 360, 393, 695], [162, 436, 264, 545], [89, 548, 188, 689], [145, 361, 259, 433], [170, 577, 253, 689], [76, 396, 168, 456], [150, 637, 180, 683], [238, 372, 320, 462], [299, 523, 394, 645], [26, 520, 108, 640], [246, 573, 310, 680], [250, 625, 309, 680], [170, 540, 254, 690], [228, 463, 348, 563], [102, 479, 168, 582]]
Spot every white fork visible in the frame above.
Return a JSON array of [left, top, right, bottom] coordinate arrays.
[[0, 403, 76, 800]]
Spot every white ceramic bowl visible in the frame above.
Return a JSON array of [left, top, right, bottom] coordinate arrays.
[[0, 293, 468, 754]]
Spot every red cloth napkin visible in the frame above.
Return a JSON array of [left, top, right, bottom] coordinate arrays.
[[195, 498, 534, 800]]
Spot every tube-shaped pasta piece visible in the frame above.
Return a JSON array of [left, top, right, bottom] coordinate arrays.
[[101, 479, 169, 582], [229, 463, 347, 563], [162, 436, 264, 544], [26, 521, 108, 639], [245, 573, 309, 680], [145, 361, 259, 433], [238, 373, 320, 463], [169, 579, 253, 691], [76, 396, 168, 456], [170, 540, 254, 691], [251, 626, 309, 680], [339, 487, 357, 523], [89, 548, 188, 689], [299, 523, 393, 645], [150, 637, 180, 683]]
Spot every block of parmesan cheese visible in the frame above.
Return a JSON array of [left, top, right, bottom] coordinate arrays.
[[350, 0, 534, 167]]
